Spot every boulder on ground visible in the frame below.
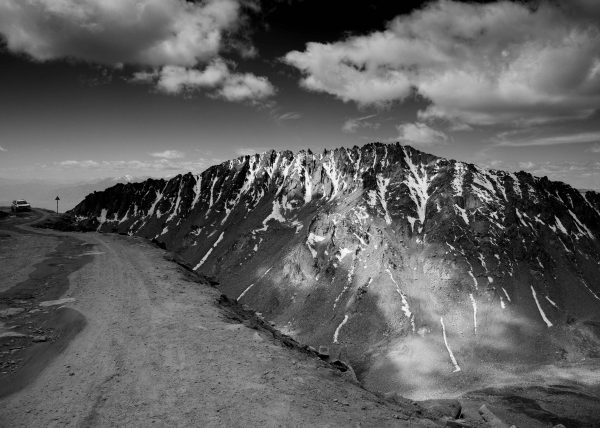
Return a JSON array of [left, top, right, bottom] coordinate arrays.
[[479, 404, 510, 428], [419, 398, 462, 420], [317, 345, 329, 359], [329, 359, 359, 384]]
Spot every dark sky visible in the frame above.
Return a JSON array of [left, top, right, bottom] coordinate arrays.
[[0, 0, 599, 189]]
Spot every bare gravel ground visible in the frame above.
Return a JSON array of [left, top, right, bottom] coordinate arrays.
[[0, 210, 436, 427]]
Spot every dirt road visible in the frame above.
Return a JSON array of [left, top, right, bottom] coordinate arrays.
[[0, 211, 434, 427]]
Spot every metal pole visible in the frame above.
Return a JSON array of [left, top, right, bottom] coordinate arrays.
[[56, 200, 58, 214]]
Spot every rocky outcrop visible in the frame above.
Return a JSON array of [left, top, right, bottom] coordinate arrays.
[[70, 142, 600, 398]]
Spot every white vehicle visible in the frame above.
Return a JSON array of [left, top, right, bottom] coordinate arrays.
[[11, 199, 31, 212]]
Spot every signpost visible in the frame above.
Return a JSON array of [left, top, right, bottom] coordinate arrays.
[[55, 196, 60, 214]]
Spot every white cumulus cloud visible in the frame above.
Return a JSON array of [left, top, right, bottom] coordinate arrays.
[[132, 59, 274, 102], [59, 160, 101, 168], [149, 150, 185, 159], [216, 72, 275, 102], [284, 0, 600, 127], [154, 62, 229, 94], [56, 158, 207, 173], [0, 0, 275, 102], [396, 122, 448, 146], [495, 131, 600, 147], [0, 0, 241, 67], [518, 161, 537, 170]]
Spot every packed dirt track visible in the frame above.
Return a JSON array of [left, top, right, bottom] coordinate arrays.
[[0, 210, 438, 427]]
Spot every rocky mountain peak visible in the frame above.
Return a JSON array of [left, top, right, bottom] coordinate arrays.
[[70, 142, 600, 398]]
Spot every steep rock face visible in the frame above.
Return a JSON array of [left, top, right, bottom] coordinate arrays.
[[71, 143, 600, 398]]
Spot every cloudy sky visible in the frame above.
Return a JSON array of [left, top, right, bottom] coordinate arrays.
[[0, 0, 599, 189]]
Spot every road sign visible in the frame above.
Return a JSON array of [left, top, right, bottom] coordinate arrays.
[[55, 196, 60, 214]]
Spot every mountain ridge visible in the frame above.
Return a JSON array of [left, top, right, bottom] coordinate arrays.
[[69, 142, 600, 399]]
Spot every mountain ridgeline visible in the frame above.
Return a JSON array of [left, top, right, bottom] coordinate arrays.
[[70, 143, 600, 398]]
